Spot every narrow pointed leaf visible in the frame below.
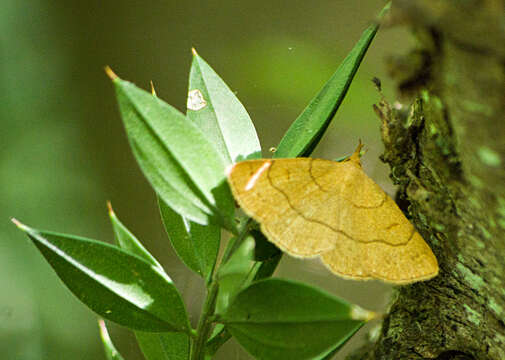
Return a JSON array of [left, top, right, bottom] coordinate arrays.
[[159, 198, 220, 282], [107, 207, 190, 360], [111, 75, 234, 228], [127, 140, 208, 225], [136, 331, 189, 360], [221, 279, 369, 360], [188, 51, 262, 163], [98, 319, 126, 360], [108, 203, 163, 271], [15, 221, 189, 333], [274, 2, 390, 158]]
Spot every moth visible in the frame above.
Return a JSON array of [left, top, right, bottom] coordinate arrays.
[[227, 144, 439, 284]]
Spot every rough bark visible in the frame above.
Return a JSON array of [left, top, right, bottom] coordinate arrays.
[[350, 1, 505, 359]]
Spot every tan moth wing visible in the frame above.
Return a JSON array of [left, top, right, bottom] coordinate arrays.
[[227, 155, 439, 284]]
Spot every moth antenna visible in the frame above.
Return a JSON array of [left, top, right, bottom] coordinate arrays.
[[350, 140, 364, 164]]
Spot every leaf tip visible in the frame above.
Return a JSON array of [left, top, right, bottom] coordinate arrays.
[[104, 65, 119, 81], [350, 304, 377, 322], [150, 80, 157, 96], [106, 201, 115, 217], [11, 218, 29, 231], [191, 47, 198, 56]]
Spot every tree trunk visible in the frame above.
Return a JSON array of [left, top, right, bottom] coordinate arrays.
[[350, 1, 505, 359]]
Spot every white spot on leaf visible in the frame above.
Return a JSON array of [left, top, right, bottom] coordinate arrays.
[[187, 89, 207, 111]]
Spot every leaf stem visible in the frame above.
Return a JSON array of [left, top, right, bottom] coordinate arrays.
[[190, 218, 251, 359], [191, 280, 219, 360], [221, 217, 252, 264]]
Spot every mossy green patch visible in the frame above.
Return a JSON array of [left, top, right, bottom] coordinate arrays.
[[477, 224, 492, 240], [455, 263, 485, 291], [418, 212, 428, 226], [429, 234, 440, 246], [488, 298, 504, 318], [497, 198, 505, 218], [461, 100, 494, 117], [468, 197, 482, 209], [477, 146, 501, 167], [469, 175, 484, 189], [428, 123, 438, 136], [463, 304, 481, 326], [433, 97, 443, 110], [421, 90, 430, 103], [491, 333, 505, 359], [474, 240, 485, 249]]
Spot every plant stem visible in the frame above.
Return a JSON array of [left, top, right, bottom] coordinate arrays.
[[191, 280, 219, 360], [190, 218, 252, 359], [221, 217, 252, 264]]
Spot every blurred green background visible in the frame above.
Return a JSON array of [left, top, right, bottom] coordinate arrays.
[[1, 1, 412, 359]]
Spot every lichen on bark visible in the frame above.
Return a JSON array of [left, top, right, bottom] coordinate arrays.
[[349, 1, 505, 359]]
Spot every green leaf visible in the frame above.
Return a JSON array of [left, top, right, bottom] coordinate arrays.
[[252, 252, 282, 281], [188, 50, 262, 163], [205, 324, 229, 359], [221, 278, 371, 360], [318, 323, 363, 360], [136, 331, 189, 360], [106, 206, 191, 359], [274, 2, 390, 158], [215, 236, 255, 315], [159, 198, 220, 282], [111, 74, 235, 229], [108, 202, 163, 271], [98, 319, 126, 360], [14, 220, 190, 333]]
